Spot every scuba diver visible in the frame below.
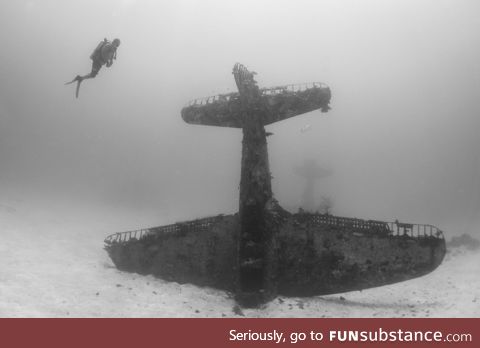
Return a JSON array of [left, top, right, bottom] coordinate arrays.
[[66, 38, 121, 98]]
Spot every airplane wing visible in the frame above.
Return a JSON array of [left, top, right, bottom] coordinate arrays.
[[104, 213, 446, 296]]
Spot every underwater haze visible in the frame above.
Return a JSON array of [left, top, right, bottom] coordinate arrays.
[[1, 0, 479, 238], [1, 0, 480, 318]]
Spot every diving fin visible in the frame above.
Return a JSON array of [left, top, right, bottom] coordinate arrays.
[[75, 79, 82, 98], [65, 76, 83, 98], [65, 75, 81, 85]]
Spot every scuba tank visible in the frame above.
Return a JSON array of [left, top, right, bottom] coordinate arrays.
[[90, 38, 109, 61]]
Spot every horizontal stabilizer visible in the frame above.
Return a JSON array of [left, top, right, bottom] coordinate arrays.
[[181, 83, 331, 128]]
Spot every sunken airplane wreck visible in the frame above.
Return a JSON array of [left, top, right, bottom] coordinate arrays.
[[104, 63, 446, 308]]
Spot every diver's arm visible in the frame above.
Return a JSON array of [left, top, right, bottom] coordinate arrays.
[[103, 46, 115, 67]]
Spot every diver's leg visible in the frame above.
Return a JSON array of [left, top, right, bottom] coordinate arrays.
[[84, 60, 102, 80], [66, 60, 100, 84], [75, 61, 101, 98], [79, 72, 95, 80]]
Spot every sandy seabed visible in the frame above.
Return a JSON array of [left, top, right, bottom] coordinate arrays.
[[0, 199, 479, 318]]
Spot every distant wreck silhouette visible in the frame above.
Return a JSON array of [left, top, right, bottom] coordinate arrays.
[[293, 159, 332, 212], [104, 63, 446, 308]]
